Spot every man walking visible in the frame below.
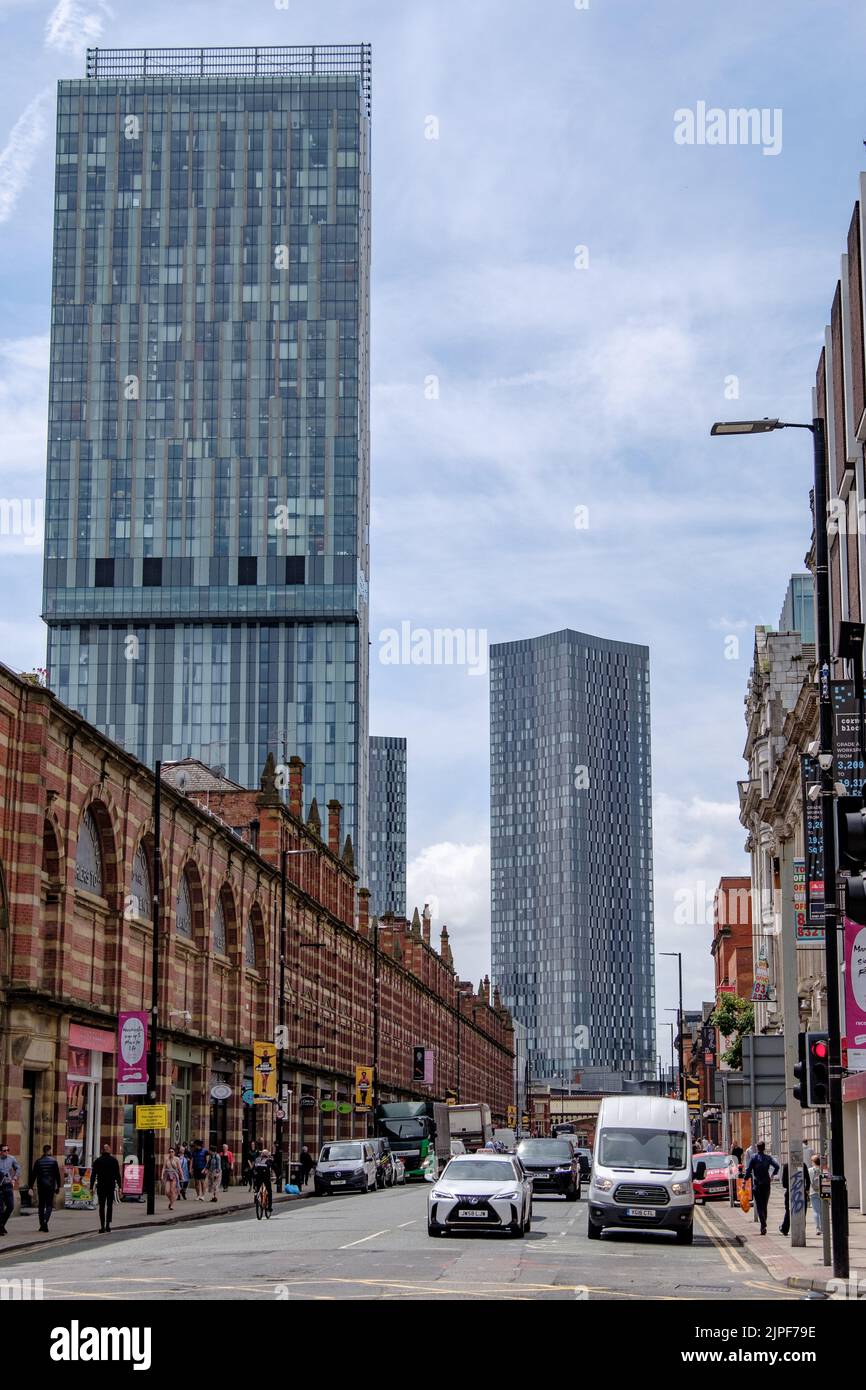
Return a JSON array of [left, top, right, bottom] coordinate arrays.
[[191, 1139, 208, 1201], [745, 1140, 780, 1235], [207, 1145, 222, 1202], [299, 1144, 315, 1191], [91, 1142, 122, 1233], [29, 1144, 62, 1232], [0, 1142, 21, 1236]]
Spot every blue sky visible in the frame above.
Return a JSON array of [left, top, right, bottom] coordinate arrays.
[[1, 0, 864, 1065]]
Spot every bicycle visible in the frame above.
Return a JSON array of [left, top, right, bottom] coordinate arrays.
[[253, 1174, 272, 1220]]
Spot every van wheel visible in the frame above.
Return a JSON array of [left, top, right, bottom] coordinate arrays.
[[676, 1223, 694, 1245], [587, 1215, 601, 1240]]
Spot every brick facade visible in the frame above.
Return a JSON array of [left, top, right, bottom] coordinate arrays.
[[0, 665, 512, 1178]]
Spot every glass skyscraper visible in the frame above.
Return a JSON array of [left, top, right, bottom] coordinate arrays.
[[490, 629, 655, 1082], [42, 46, 371, 871], [368, 735, 407, 918]]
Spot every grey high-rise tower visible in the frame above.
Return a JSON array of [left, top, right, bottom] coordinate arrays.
[[368, 735, 407, 918], [490, 629, 655, 1083], [43, 45, 371, 871]]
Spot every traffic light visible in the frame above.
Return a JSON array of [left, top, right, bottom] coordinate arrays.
[[793, 1030, 809, 1108], [838, 797, 866, 925], [412, 1046, 425, 1081], [807, 1033, 830, 1107]]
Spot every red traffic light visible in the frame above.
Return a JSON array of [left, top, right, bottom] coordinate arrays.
[[810, 1040, 828, 1060]]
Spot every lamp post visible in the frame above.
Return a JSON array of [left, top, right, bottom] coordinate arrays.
[[661, 952, 684, 1099], [711, 414, 849, 1278], [275, 847, 317, 1182]]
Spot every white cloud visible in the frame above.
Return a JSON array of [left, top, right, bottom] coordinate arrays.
[[0, 88, 51, 224], [44, 0, 110, 53], [0, 334, 49, 483], [406, 840, 491, 986]]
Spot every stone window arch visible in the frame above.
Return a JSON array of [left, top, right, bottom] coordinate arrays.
[[176, 870, 194, 939], [75, 809, 103, 895]]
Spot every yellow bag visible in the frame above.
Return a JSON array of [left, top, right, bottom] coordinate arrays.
[[737, 1178, 752, 1213]]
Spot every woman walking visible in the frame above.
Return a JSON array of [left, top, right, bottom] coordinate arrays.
[[220, 1143, 234, 1191], [161, 1148, 183, 1211]]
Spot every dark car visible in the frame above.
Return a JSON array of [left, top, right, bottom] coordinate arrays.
[[692, 1153, 737, 1203], [516, 1138, 581, 1200], [369, 1137, 397, 1189]]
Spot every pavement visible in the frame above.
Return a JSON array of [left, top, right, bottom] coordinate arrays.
[[696, 1183, 866, 1296], [0, 1183, 808, 1300], [0, 1176, 314, 1255]]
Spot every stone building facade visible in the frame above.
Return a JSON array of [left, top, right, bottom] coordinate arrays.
[[0, 664, 512, 1180]]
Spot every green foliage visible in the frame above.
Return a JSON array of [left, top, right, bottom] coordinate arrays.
[[709, 996, 754, 1070]]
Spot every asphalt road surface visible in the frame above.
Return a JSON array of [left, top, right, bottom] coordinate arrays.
[[1, 1185, 804, 1301]]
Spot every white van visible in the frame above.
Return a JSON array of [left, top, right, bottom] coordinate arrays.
[[588, 1096, 694, 1244]]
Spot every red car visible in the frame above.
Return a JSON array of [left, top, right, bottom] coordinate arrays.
[[692, 1153, 738, 1202]]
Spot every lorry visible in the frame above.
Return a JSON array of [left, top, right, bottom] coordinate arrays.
[[446, 1102, 493, 1152], [374, 1101, 451, 1180]]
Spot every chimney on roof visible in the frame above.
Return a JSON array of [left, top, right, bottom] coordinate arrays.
[[440, 924, 453, 969], [422, 902, 431, 945], [357, 886, 370, 939], [288, 755, 304, 819], [327, 799, 342, 856]]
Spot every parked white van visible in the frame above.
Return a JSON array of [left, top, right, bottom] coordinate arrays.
[[587, 1096, 694, 1244]]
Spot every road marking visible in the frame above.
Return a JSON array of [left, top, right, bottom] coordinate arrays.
[[397, 1220, 416, 1228], [696, 1209, 750, 1274], [339, 1227, 391, 1249]]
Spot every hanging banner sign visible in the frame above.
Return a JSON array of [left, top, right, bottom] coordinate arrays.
[[800, 757, 826, 936], [845, 916, 866, 1073], [832, 681, 864, 795], [751, 955, 771, 1003], [117, 1011, 148, 1096], [253, 1040, 277, 1102], [354, 1064, 374, 1108]]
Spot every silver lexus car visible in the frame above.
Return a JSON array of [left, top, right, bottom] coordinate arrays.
[[427, 1153, 533, 1237]]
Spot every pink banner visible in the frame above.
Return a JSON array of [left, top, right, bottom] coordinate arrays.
[[117, 1011, 148, 1095], [122, 1162, 144, 1197], [845, 918, 866, 1074], [69, 1023, 115, 1053]]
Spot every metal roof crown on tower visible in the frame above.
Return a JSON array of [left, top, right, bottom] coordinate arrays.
[[85, 45, 372, 114]]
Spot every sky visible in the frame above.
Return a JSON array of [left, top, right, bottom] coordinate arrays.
[[1, 0, 864, 1068]]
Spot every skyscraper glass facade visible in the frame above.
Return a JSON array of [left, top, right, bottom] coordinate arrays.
[[778, 572, 815, 645], [43, 46, 371, 871], [368, 735, 407, 918], [490, 629, 655, 1081]]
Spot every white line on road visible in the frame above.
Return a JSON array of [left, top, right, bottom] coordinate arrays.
[[397, 1220, 416, 1228], [339, 1228, 391, 1249]]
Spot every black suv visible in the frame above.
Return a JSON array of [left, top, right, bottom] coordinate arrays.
[[516, 1138, 581, 1200]]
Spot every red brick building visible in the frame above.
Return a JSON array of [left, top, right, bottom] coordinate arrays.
[[0, 665, 513, 1179], [711, 876, 754, 1003]]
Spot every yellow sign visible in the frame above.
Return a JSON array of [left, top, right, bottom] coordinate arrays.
[[354, 1064, 374, 1108], [686, 1087, 700, 1102], [135, 1104, 168, 1130], [507, 1105, 517, 1126], [254, 1040, 277, 1102]]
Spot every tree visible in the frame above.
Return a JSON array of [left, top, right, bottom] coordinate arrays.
[[709, 995, 754, 1070]]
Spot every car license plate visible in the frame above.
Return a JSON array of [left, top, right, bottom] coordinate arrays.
[[626, 1206, 657, 1218], [331, 1180, 346, 1186], [458, 1208, 488, 1219]]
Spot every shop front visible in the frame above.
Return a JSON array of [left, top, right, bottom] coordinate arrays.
[[65, 1023, 115, 1168], [170, 1043, 203, 1148]]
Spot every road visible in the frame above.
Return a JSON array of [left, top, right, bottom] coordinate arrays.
[[2, 1186, 804, 1301]]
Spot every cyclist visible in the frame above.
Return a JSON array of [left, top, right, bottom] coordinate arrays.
[[252, 1147, 276, 1215]]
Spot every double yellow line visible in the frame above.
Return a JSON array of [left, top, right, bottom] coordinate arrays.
[[696, 1205, 751, 1275]]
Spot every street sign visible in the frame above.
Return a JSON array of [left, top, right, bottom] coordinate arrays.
[[242, 1088, 255, 1105], [135, 1104, 168, 1130], [210, 1084, 232, 1101]]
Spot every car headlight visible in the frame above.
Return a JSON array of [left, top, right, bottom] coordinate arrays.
[[671, 1182, 691, 1196], [555, 1166, 572, 1173], [498, 1190, 520, 1200], [431, 1188, 450, 1200], [593, 1177, 613, 1192]]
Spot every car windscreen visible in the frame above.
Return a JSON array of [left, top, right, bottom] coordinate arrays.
[[516, 1142, 573, 1162], [443, 1160, 516, 1182], [320, 1143, 363, 1162], [380, 1120, 424, 1139], [598, 1127, 688, 1170], [694, 1155, 735, 1173]]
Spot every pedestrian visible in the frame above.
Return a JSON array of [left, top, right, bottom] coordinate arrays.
[[91, 1142, 122, 1233], [731, 1142, 744, 1176], [178, 1145, 190, 1200], [0, 1141, 21, 1236], [744, 1140, 780, 1235], [207, 1145, 222, 1202], [807, 1152, 824, 1235], [298, 1144, 315, 1189], [29, 1144, 62, 1233], [779, 1158, 810, 1236], [161, 1148, 183, 1211], [220, 1143, 234, 1191], [191, 1139, 208, 1201]]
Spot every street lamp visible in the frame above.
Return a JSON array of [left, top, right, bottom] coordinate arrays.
[[661, 952, 684, 1099], [275, 846, 318, 1182], [711, 413, 849, 1278]]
